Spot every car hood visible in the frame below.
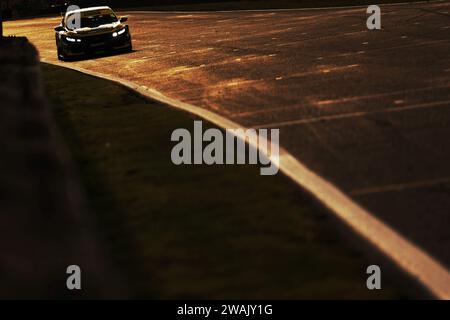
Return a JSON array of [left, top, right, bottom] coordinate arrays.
[[67, 21, 124, 36]]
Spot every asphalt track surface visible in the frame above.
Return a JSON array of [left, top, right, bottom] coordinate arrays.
[[5, 1, 450, 291]]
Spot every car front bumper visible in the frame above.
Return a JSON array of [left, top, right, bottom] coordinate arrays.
[[61, 31, 131, 56]]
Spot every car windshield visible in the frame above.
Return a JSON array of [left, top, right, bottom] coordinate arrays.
[[66, 10, 118, 30]]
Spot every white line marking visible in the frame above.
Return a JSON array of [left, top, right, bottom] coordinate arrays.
[[41, 58, 450, 299], [350, 177, 450, 196], [254, 100, 450, 128], [235, 85, 450, 118]]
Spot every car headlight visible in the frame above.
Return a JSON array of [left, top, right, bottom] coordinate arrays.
[[65, 36, 82, 43], [113, 28, 127, 37]]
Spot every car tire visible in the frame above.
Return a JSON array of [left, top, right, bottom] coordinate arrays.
[[119, 42, 132, 54], [57, 47, 66, 61]]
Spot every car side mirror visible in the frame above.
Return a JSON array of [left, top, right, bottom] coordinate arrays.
[[54, 25, 65, 32], [119, 16, 128, 23]]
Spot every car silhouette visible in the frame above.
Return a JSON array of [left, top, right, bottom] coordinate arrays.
[[54, 6, 132, 60]]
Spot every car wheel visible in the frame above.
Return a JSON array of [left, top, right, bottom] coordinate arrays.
[[125, 40, 133, 52], [57, 47, 66, 61]]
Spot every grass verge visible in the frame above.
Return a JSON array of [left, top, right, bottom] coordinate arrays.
[[41, 62, 417, 299]]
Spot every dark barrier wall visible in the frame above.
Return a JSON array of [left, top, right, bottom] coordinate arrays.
[[0, 37, 129, 298]]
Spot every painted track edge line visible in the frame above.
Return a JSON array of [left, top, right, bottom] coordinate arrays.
[[41, 59, 450, 299]]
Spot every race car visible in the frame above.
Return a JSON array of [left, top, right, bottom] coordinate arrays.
[[54, 6, 132, 60]]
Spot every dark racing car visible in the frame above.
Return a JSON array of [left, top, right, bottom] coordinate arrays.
[[54, 6, 132, 60]]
